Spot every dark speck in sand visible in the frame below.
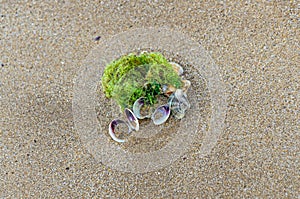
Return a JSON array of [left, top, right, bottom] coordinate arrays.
[[94, 36, 101, 41]]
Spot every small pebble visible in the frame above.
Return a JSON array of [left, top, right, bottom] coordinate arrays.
[[94, 36, 101, 41]]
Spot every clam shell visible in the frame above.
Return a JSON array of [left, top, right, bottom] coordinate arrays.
[[174, 89, 190, 110], [181, 79, 191, 93], [162, 84, 176, 96], [109, 119, 131, 143], [151, 104, 171, 125], [125, 108, 139, 131], [133, 97, 152, 119], [171, 107, 186, 119], [168, 89, 190, 119], [170, 62, 184, 76]]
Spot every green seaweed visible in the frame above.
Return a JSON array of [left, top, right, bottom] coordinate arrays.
[[101, 52, 182, 110]]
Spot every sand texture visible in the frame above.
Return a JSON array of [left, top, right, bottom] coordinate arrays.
[[1, 1, 299, 198]]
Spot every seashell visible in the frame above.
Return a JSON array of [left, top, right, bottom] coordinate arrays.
[[168, 90, 190, 111], [170, 62, 184, 76], [172, 107, 186, 119], [133, 97, 152, 119], [109, 119, 131, 143], [174, 89, 190, 110], [125, 108, 139, 131], [181, 79, 191, 94], [168, 89, 190, 119], [162, 84, 176, 97], [168, 94, 184, 119], [151, 104, 171, 125]]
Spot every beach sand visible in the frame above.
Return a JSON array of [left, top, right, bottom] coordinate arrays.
[[1, 1, 299, 198]]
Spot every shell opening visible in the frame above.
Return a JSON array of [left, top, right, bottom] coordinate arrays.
[[151, 104, 171, 125], [125, 108, 139, 131], [109, 119, 131, 143]]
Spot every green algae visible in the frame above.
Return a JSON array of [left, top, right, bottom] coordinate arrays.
[[101, 52, 182, 110]]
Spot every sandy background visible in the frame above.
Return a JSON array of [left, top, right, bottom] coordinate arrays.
[[1, 1, 299, 198]]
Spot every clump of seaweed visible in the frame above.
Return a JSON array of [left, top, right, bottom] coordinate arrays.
[[102, 52, 182, 110]]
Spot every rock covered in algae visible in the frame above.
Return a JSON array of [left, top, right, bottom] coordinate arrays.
[[101, 52, 182, 110]]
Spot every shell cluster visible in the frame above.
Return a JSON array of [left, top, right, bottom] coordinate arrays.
[[108, 62, 191, 143]]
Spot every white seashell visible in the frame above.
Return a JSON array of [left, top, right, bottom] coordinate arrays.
[[109, 119, 131, 143], [151, 104, 171, 125], [132, 97, 152, 119], [174, 89, 190, 110], [181, 79, 191, 94], [168, 89, 190, 119], [125, 108, 139, 131], [170, 62, 184, 76], [172, 108, 185, 119], [162, 84, 176, 96]]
